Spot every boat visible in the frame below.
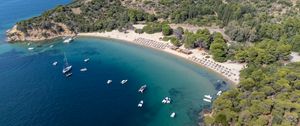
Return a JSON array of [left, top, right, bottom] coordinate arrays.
[[27, 43, 31, 46], [84, 58, 90, 62], [162, 97, 171, 104], [121, 80, 128, 84], [63, 66, 72, 74], [49, 45, 54, 48], [52, 61, 58, 66], [217, 91, 222, 96], [65, 72, 72, 77], [138, 85, 147, 93], [204, 95, 212, 99], [80, 68, 87, 72], [28, 47, 34, 50], [137, 100, 144, 108], [63, 37, 73, 43], [203, 98, 211, 103], [107, 80, 112, 84], [62, 53, 72, 74], [170, 112, 176, 118]]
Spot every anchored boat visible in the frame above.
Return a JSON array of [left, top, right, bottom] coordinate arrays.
[[137, 100, 144, 108], [170, 112, 176, 118], [62, 53, 72, 74], [107, 80, 112, 84], [138, 85, 147, 93], [121, 80, 128, 84]]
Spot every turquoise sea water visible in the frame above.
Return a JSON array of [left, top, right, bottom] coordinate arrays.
[[0, 1, 229, 126]]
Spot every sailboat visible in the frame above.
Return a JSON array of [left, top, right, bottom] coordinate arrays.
[[62, 53, 72, 74]]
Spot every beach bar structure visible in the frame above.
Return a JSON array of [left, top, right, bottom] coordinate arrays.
[[179, 49, 192, 55]]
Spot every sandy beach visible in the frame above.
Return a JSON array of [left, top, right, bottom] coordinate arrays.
[[78, 29, 246, 84]]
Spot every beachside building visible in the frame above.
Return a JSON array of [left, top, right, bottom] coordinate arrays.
[[180, 49, 192, 55]]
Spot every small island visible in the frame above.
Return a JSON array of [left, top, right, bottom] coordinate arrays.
[[6, 0, 300, 125]]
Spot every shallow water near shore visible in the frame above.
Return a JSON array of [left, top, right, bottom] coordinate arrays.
[[0, 0, 229, 126]]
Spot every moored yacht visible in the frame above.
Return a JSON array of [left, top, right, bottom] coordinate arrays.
[[203, 98, 211, 103], [121, 80, 128, 84], [63, 66, 72, 74], [138, 100, 144, 108], [62, 53, 72, 74], [63, 37, 73, 43], [28, 47, 34, 50], [65, 72, 72, 77], [84, 58, 90, 62], [49, 45, 54, 48], [80, 68, 87, 72], [138, 85, 147, 93], [204, 95, 212, 99], [217, 91, 222, 96], [162, 97, 171, 104], [107, 80, 112, 84], [170, 112, 176, 118], [52, 61, 58, 66]]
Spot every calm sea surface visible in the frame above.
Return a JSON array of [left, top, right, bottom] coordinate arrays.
[[0, 1, 229, 126]]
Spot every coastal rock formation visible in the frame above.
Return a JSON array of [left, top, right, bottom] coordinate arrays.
[[7, 23, 75, 42]]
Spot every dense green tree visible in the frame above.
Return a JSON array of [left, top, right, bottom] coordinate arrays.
[[162, 24, 172, 36], [210, 33, 228, 62]]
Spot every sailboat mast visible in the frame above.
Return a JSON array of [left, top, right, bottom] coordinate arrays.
[[64, 53, 69, 66]]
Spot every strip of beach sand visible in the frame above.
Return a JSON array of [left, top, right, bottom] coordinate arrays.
[[78, 28, 246, 84]]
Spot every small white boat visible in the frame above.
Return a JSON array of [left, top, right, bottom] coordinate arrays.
[[63, 66, 72, 74], [80, 68, 87, 72], [28, 47, 34, 50], [138, 85, 147, 93], [121, 80, 128, 84], [170, 112, 176, 118], [84, 58, 90, 62], [65, 72, 72, 77], [49, 45, 54, 48], [138, 100, 144, 108], [63, 37, 73, 43], [107, 80, 112, 84], [62, 53, 72, 74], [162, 97, 171, 104], [27, 43, 31, 46], [204, 95, 212, 99], [203, 98, 211, 103], [217, 91, 222, 96], [52, 61, 58, 66]]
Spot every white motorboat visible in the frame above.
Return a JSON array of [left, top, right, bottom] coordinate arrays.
[[107, 80, 112, 84], [203, 98, 211, 103], [162, 97, 171, 104], [65, 72, 72, 77], [217, 91, 222, 96], [80, 68, 87, 72], [27, 43, 31, 46], [138, 100, 144, 108], [49, 45, 54, 48], [28, 47, 34, 50], [138, 85, 147, 93], [62, 53, 72, 74], [52, 61, 58, 66], [204, 95, 212, 99], [84, 58, 90, 62], [63, 37, 73, 43], [121, 80, 128, 84], [170, 112, 176, 118]]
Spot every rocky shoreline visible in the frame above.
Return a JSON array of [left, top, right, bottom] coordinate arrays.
[[6, 23, 76, 42]]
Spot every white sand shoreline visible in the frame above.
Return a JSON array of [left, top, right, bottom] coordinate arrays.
[[78, 30, 245, 85]]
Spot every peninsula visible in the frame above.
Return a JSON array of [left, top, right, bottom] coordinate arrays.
[[6, 0, 300, 125]]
